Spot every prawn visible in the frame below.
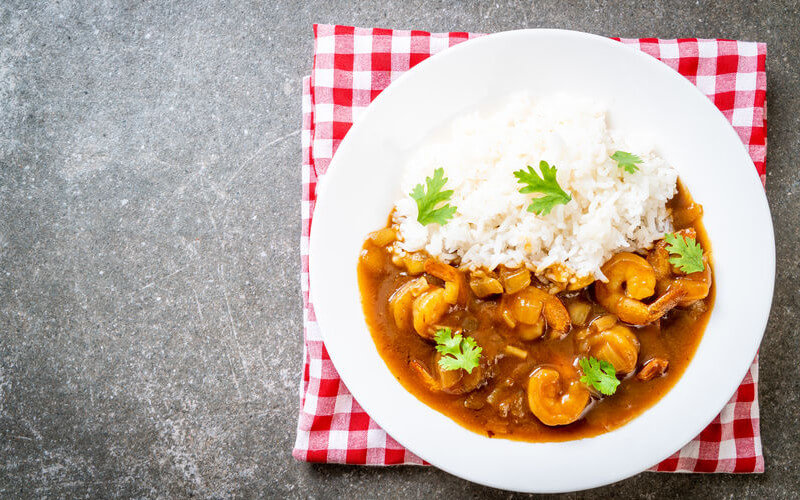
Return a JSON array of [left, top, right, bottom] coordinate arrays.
[[424, 259, 468, 305], [527, 365, 590, 426], [412, 287, 449, 339], [576, 315, 640, 375], [648, 228, 711, 307], [389, 277, 431, 332], [595, 252, 685, 325]]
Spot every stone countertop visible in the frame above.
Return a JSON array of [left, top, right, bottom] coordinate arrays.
[[1, 1, 798, 497]]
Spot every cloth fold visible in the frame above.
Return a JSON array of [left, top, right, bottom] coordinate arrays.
[[296, 24, 767, 473]]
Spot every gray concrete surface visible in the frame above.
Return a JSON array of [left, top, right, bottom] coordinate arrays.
[[1, 0, 798, 498]]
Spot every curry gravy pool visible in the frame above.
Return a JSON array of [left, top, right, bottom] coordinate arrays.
[[357, 182, 714, 442]]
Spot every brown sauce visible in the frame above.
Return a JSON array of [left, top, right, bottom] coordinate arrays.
[[357, 181, 714, 442]]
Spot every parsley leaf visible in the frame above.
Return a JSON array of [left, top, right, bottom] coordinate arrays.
[[513, 161, 572, 215], [579, 357, 620, 396], [434, 327, 482, 374], [409, 168, 457, 226], [664, 232, 705, 273], [611, 151, 643, 174], [434, 327, 463, 357]]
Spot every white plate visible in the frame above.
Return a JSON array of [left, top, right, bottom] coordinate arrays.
[[309, 29, 774, 493]]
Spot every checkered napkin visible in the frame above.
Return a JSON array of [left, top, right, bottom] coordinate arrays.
[[295, 24, 767, 473]]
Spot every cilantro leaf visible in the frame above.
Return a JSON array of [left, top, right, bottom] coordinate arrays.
[[611, 151, 643, 174], [664, 232, 705, 273], [513, 161, 572, 215], [433, 327, 462, 357], [409, 168, 457, 226], [579, 357, 620, 396], [434, 327, 482, 374]]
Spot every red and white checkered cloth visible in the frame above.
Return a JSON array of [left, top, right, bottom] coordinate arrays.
[[296, 24, 767, 473]]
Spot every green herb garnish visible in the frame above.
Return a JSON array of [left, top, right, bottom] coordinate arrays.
[[410, 167, 457, 226], [579, 357, 620, 396], [513, 160, 572, 216], [664, 232, 705, 273], [611, 151, 643, 174], [434, 327, 482, 374]]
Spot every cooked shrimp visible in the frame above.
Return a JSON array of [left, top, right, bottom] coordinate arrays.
[[577, 316, 640, 375], [424, 258, 468, 305], [597, 252, 656, 301], [505, 286, 571, 340], [595, 252, 685, 325], [412, 287, 450, 338], [410, 355, 486, 395], [389, 277, 430, 331], [648, 229, 711, 307], [527, 366, 590, 426], [670, 263, 711, 306]]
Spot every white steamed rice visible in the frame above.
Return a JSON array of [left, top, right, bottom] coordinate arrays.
[[391, 93, 678, 281]]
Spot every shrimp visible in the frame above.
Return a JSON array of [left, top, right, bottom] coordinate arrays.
[[527, 365, 590, 426], [671, 264, 711, 306], [595, 252, 685, 325], [648, 228, 711, 307], [389, 277, 430, 332], [390, 266, 460, 338], [504, 286, 571, 340], [576, 315, 640, 375], [410, 355, 486, 395], [412, 287, 450, 339], [424, 258, 468, 305]]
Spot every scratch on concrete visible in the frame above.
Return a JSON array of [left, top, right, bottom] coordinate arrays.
[[222, 129, 300, 192], [139, 265, 187, 291]]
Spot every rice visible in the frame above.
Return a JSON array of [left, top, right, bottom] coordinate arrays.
[[391, 93, 678, 281]]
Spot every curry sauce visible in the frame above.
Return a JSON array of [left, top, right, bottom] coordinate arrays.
[[357, 181, 714, 442]]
